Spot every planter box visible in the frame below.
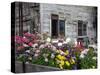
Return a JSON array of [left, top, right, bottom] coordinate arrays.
[[15, 61, 61, 73]]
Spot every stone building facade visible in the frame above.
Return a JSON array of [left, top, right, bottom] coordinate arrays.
[[15, 2, 97, 42], [15, 2, 40, 35], [40, 3, 97, 42]]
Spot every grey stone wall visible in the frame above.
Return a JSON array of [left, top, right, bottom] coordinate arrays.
[[40, 3, 97, 40], [15, 61, 61, 73], [15, 2, 40, 35]]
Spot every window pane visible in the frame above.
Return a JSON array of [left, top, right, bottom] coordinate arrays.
[[83, 31, 87, 35], [78, 20, 83, 36], [78, 29, 82, 36], [59, 20, 65, 36]]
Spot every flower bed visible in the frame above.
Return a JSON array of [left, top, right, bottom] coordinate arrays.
[[15, 32, 97, 72]]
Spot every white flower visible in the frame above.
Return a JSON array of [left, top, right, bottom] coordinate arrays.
[[52, 39, 58, 43], [66, 37, 71, 43], [80, 54, 85, 58], [63, 41, 67, 44], [52, 46, 57, 51], [58, 42, 63, 46], [23, 44, 29, 47], [92, 57, 97, 60], [51, 53, 55, 59], [35, 50, 40, 53], [25, 50, 30, 53], [74, 39, 77, 47], [34, 53, 39, 57], [32, 43, 38, 48], [39, 44, 45, 49], [45, 58, 48, 62], [81, 49, 89, 55], [45, 42, 50, 46], [43, 53, 49, 58], [46, 37, 51, 43]]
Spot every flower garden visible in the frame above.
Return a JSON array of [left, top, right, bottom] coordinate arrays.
[[15, 32, 97, 70]]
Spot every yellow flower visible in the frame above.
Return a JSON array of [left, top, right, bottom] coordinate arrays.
[[65, 50, 69, 55], [59, 64, 63, 69], [56, 55, 66, 60], [60, 60, 64, 65], [65, 61, 70, 66], [70, 58, 75, 64], [56, 50, 60, 53], [59, 60, 64, 69]]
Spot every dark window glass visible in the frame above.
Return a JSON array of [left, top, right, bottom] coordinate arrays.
[[59, 20, 65, 36], [78, 20, 87, 36]]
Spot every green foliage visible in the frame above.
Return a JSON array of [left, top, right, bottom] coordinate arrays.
[[79, 48, 97, 69]]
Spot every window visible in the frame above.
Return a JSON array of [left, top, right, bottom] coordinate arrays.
[[59, 20, 65, 36], [78, 20, 87, 36], [51, 14, 65, 38], [51, 14, 58, 38]]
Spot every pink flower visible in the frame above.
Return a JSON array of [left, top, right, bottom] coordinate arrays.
[[22, 37, 29, 43], [15, 35, 23, 44], [24, 32, 33, 37], [28, 42, 33, 47]]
